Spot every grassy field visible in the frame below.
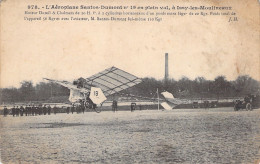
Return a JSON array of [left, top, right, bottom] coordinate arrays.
[[1, 107, 260, 163]]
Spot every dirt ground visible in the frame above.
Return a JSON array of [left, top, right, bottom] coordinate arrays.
[[0, 107, 260, 163]]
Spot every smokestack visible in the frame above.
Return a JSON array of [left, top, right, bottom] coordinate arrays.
[[165, 53, 169, 81]]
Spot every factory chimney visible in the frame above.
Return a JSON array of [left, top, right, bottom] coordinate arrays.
[[165, 53, 169, 81]]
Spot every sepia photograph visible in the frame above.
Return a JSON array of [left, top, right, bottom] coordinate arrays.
[[0, 0, 259, 163]]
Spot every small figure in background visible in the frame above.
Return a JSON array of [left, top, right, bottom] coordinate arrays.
[[32, 105, 36, 116], [12, 106, 15, 117], [47, 105, 51, 115], [38, 105, 42, 115], [16, 106, 20, 116], [66, 107, 70, 114], [71, 104, 75, 114], [53, 105, 57, 115], [131, 102, 136, 112], [76, 104, 81, 114], [20, 106, 24, 116], [204, 101, 209, 109], [43, 105, 47, 115], [35, 105, 38, 115], [82, 105, 85, 114], [112, 100, 118, 112], [3, 106, 8, 116], [25, 105, 28, 116], [28, 105, 32, 116]]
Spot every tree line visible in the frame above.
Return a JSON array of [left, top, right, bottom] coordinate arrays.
[[128, 75, 260, 99], [0, 75, 259, 103], [0, 82, 70, 103]]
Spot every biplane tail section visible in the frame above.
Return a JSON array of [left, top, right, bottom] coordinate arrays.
[[161, 102, 173, 110], [161, 91, 183, 109]]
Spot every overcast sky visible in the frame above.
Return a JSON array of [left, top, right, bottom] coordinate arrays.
[[1, 0, 259, 88]]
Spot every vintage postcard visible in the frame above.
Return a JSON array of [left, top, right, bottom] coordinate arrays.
[[0, 0, 259, 163]]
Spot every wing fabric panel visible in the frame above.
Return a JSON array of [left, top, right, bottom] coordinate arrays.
[[43, 78, 89, 93], [84, 67, 142, 96]]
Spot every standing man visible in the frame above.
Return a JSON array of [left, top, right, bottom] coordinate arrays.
[[76, 104, 80, 114], [244, 95, 250, 104], [16, 106, 20, 116], [3, 106, 8, 116], [82, 105, 85, 114], [25, 105, 28, 116], [66, 107, 70, 114], [47, 105, 51, 115], [12, 106, 15, 117], [71, 104, 75, 114], [20, 106, 24, 116], [38, 105, 42, 115], [35, 105, 38, 115], [28, 105, 32, 116], [32, 105, 36, 116], [53, 105, 57, 115], [204, 101, 209, 109], [43, 105, 47, 115], [112, 100, 118, 112], [131, 103, 136, 112], [80, 100, 85, 114]]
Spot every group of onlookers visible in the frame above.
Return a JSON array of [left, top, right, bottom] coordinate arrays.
[[2, 101, 144, 116], [2, 104, 89, 117], [66, 105, 85, 114], [3, 105, 58, 117]]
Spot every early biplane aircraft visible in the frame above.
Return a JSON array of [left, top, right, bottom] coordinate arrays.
[[44, 66, 142, 113]]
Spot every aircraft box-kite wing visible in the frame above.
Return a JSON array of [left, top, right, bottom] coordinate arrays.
[[84, 66, 142, 96]]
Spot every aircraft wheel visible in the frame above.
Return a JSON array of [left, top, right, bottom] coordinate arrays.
[[246, 103, 252, 111], [94, 107, 102, 113], [92, 103, 101, 113]]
